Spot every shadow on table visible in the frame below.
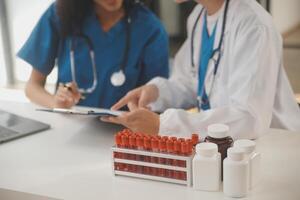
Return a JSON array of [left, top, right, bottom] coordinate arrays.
[[66, 116, 123, 148]]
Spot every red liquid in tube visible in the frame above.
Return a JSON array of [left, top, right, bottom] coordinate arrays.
[[166, 139, 174, 178], [173, 140, 181, 179], [129, 135, 137, 173], [181, 142, 188, 180], [186, 139, 193, 156], [143, 137, 151, 175], [136, 136, 144, 174], [158, 139, 167, 177], [121, 135, 129, 171], [151, 139, 159, 176]]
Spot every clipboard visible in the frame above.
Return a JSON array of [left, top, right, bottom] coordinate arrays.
[[36, 108, 123, 117]]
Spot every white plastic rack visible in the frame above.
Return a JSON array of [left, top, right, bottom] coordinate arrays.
[[112, 146, 193, 186]]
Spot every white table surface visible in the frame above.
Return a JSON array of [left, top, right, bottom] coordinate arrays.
[[0, 95, 300, 200]]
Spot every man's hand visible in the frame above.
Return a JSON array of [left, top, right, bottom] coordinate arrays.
[[111, 84, 159, 111], [101, 107, 160, 135]]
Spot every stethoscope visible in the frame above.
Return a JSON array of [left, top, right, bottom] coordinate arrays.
[[190, 0, 230, 109], [69, 16, 131, 94]]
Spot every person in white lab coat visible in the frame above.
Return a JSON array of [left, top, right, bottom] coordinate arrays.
[[102, 0, 300, 139]]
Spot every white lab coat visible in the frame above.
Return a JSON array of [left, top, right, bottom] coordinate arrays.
[[148, 0, 300, 140]]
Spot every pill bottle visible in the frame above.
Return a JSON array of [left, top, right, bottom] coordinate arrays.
[[204, 124, 233, 163], [234, 139, 261, 189], [223, 147, 249, 198], [192, 143, 221, 191]]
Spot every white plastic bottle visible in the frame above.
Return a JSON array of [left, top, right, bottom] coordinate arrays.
[[234, 139, 261, 189], [223, 147, 249, 198], [192, 143, 221, 191]]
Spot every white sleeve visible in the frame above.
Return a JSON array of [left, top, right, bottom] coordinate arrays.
[[148, 40, 197, 112], [158, 24, 281, 140], [148, 5, 203, 112]]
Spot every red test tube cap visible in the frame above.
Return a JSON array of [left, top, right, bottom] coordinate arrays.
[[166, 140, 174, 153], [144, 137, 151, 150], [191, 133, 199, 145], [181, 142, 188, 155], [129, 135, 136, 148], [159, 139, 167, 152], [186, 139, 193, 154], [178, 138, 186, 143], [115, 134, 122, 146], [174, 140, 181, 154], [155, 135, 162, 140], [136, 136, 144, 149], [151, 139, 159, 151], [121, 135, 129, 148], [162, 136, 169, 141]]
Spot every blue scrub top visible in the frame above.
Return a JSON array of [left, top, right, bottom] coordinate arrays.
[[198, 14, 217, 111], [18, 3, 169, 108]]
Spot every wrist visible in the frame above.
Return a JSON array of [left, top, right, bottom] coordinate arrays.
[[49, 95, 56, 108]]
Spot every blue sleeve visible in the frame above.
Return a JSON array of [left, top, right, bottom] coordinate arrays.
[[138, 22, 169, 85], [17, 3, 60, 76]]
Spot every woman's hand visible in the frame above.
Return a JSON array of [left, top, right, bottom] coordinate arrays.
[[52, 82, 82, 108], [111, 84, 159, 111], [101, 105, 160, 135]]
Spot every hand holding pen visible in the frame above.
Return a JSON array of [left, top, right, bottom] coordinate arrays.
[[52, 82, 82, 108]]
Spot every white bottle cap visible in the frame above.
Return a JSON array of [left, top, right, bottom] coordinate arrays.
[[196, 143, 218, 157], [207, 124, 229, 139], [227, 147, 245, 161], [234, 139, 256, 154]]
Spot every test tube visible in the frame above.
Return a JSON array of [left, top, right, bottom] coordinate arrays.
[[143, 137, 151, 175], [121, 134, 129, 171], [129, 135, 137, 173], [158, 139, 167, 177], [191, 133, 199, 146], [151, 139, 159, 176], [166, 139, 174, 178], [114, 133, 122, 171], [173, 140, 181, 179], [114, 133, 122, 158], [162, 136, 169, 141], [178, 138, 186, 143], [181, 142, 188, 180], [129, 135, 137, 151], [136, 136, 144, 174], [186, 139, 193, 156], [155, 135, 162, 140]]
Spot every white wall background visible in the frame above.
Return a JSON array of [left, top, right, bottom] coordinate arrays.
[[159, 1, 180, 37], [0, 27, 7, 86], [271, 0, 300, 34], [5, 0, 57, 84]]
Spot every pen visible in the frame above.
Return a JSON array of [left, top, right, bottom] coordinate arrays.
[[62, 83, 86, 100]]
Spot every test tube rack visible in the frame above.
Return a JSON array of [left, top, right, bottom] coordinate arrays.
[[112, 146, 194, 186]]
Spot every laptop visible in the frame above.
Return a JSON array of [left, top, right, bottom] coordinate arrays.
[[0, 109, 50, 144]]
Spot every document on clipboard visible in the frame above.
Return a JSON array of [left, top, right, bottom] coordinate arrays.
[[36, 108, 124, 117]]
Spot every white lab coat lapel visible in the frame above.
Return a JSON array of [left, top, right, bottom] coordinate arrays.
[[192, 7, 204, 79], [204, 1, 233, 100]]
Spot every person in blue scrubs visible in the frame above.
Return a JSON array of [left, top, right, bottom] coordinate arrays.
[[18, 0, 169, 109]]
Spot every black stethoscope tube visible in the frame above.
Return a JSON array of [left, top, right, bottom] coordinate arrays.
[[69, 16, 132, 93], [190, 0, 230, 76]]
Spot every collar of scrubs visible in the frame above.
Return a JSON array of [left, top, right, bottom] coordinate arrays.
[[89, 9, 128, 39], [198, 13, 218, 111]]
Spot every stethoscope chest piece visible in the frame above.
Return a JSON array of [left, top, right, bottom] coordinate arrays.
[[111, 70, 126, 87]]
